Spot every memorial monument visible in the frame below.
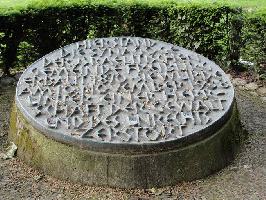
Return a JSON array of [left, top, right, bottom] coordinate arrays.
[[10, 37, 242, 188]]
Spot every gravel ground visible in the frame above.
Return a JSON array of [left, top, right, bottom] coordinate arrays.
[[0, 86, 265, 200]]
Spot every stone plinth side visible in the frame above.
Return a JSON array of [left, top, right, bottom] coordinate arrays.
[[9, 101, 243, 189]]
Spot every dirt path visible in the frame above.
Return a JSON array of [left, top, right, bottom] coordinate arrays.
[[0, 86, 265, 200]]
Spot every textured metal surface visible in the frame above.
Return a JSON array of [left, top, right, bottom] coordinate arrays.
[[16, 37, 234, 146]]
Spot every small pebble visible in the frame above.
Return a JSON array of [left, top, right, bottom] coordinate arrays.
[[249, 91, 258, 96], [245, 82, 258, 90], [261, 96, 266, 102], [34, 174, 43, 181], [243, 164, 250, 169], [226, 73, 232, 80], [257, 87, 266, 96], [232, 78, 247, 86]]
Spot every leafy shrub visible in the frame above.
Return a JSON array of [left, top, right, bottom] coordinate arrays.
[[241, 14, 266, 79]]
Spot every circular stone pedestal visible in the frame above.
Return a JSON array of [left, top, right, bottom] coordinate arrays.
[[10, 37, 243, 188]]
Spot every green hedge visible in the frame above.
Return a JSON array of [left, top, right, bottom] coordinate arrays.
[[0, 1, 265, 78], [241, 13, 266, 78]]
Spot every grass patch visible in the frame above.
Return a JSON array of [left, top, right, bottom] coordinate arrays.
[[0, 0, 265, 15]]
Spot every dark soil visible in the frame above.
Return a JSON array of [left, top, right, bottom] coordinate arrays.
[[0, 86, 265, 200]]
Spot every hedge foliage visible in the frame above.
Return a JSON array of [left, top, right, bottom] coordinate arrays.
[[0, 1, 265, 78], [241, 14, 266, 78]]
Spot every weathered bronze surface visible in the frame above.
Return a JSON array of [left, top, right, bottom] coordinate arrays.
[[16, 37, 234, 150]]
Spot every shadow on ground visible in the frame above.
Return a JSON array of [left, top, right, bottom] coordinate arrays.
[[0, 86, 265, 200]]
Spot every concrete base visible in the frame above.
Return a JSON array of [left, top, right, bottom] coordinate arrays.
[[9, 102, 243, 189]]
